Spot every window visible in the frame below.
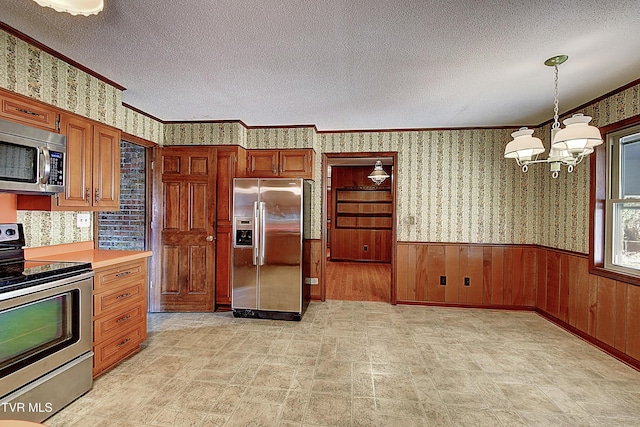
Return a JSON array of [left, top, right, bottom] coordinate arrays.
[[605, 124, 640, 276]]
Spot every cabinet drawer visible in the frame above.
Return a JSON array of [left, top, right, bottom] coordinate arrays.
[[93, 322, 144, 375], [94, 260, 146, 292], [93, 280, 144, 317], [94, 302, 145, 343], [0, 92, 58, 131]]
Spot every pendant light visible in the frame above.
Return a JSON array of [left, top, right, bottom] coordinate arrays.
[[32, 0, 104, 16], [504, 55, 603, 178], [368, 160, 389, 185]]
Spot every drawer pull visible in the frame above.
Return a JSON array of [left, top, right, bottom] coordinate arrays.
[[115, 271, 131, 277], [117, 338, 130, 348], [116, 292, 131, 300], [116, 315, 131, 323], [16, 108, 40, 117]]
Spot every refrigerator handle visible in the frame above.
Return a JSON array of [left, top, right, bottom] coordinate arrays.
[[253, 201, 259, 266], [259, 201, 266, 266]]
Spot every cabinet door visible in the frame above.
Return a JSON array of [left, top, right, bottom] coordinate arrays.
[[215, 226, 233, 309], [216, 149, 236, 224], [279, 149, 313, 178], [0, 90, 58, 131], [57, 114, 93, 208], [93, 124, 120, 210], [246, 150, 279, 177]]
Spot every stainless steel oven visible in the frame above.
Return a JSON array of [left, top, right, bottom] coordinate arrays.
[[0, 224, 93, 423]]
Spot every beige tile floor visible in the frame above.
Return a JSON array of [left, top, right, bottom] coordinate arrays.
[[45, 301, 640, 426]]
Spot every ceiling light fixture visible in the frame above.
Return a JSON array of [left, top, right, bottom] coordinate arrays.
[[368, 160, 389, 185], [504, 55, 603, 178], [32, 0, 104, 16]]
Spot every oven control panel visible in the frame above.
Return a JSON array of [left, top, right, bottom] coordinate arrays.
[[0, 223, 25, 245]]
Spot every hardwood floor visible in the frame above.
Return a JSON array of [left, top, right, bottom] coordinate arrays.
[[325, 260, 390, 302]]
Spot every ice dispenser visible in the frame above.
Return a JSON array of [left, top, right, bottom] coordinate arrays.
[[234, 217, 253, 247]]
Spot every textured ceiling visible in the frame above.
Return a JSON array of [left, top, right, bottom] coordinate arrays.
[[2, 0, 640, 131]]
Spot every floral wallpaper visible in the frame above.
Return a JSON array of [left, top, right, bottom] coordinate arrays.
[[17, 210, 93, 247], [121, 106, 164, 145], [164, 122, 247, 146], [537, 83, 640, 253], [1, 28, 163, 246], [319, 129, 543, 245], [0, 30, 120, 127], [2, 27, 640, 253]]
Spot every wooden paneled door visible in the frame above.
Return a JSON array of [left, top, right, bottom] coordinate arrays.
[[153, 146, 217, 312]]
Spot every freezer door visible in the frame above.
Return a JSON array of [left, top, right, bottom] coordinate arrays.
[[232, 178, 259, 310], [258, 179, 303, 312]]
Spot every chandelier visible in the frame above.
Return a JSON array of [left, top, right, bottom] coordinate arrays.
[[367, 160, 389, 185], [504, 55, 603, 178], [32, 0, 104, 16]]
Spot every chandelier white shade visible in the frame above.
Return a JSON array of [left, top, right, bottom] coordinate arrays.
[[504, 127, 545, 164], [552, 113, 602, 156], [504, 55, 603, 178], [368, 160, 389, 185], [32, 0, 104, 16]]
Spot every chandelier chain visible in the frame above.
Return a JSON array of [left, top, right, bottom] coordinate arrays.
[[552, 65, 560, 130]]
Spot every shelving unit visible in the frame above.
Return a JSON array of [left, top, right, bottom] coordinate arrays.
[[334, 187, 392, 230]]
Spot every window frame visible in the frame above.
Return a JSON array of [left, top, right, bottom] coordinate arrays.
[[591, 115, 640, 285]]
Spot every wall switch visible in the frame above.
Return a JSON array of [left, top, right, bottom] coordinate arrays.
[[409, 216, 415, 224], [464, 277, 470, 287], [76, 213, 91, 228], [305, 277, 319, 285], [440, 276, 446, 286]]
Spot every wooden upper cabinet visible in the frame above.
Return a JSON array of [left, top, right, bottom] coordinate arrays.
[[57, 114, 92, 207], [0, 90, 58, 131], [92, 124, 120, 210], [55, 114, 120, 210], [216, 146, 247, 224], [280, 150, 314, 177], [246, 149, 279, 177], [246, 149, 314, 179]]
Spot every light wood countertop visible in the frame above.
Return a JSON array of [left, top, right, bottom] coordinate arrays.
[[30, 249, 152, 270]]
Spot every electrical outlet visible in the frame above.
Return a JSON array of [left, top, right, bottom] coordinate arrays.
[[464, 277, 470, 286], [76, 213, 91, 228], [440, 276, 446, 286], [363, 245, 368, 251]]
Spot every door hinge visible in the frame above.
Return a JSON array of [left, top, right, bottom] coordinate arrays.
[[151, 160, 154, 170]]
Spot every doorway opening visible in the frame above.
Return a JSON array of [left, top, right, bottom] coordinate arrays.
[[96, 139, 151, 251], [321, 153, 397, 303]]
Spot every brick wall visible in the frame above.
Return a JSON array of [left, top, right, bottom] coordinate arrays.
[[97, 141, 146, 250]]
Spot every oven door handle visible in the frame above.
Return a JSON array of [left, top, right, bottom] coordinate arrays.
[[40, 147, 51, 185]]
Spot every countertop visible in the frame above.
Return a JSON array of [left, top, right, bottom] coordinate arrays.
[[30, 249, 152, 270]]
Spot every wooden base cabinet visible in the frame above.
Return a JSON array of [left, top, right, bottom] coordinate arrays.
[[92, 259, 147, 377], [215, 226, 233, 309]]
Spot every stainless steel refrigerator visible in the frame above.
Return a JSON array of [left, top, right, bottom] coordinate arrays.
[[232, 178, 311, 320]]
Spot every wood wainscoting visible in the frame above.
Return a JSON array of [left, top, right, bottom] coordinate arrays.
[[396, 243, 538, 307], [304, 239, 323, 300], [396, 242, 640, 370]]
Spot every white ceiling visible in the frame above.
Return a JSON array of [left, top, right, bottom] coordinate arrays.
[[3, 0, 640, 131]]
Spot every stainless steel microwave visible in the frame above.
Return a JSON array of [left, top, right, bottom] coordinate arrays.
[[0, 118, 66, 195]]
